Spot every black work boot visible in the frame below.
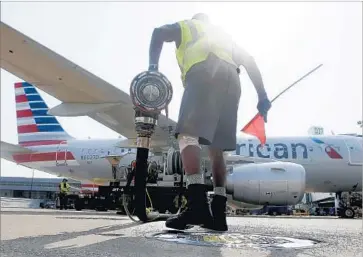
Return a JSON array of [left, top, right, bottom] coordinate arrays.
[[165, 184, 214, 230], [210, 195, 228, 232]]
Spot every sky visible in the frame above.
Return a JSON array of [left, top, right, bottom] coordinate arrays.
[[1, 1, 362, 178]]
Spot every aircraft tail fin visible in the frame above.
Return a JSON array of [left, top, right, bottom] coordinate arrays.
[[14, 82, 73, 146]]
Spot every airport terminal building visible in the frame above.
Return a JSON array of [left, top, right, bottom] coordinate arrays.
[[0, 177, 81, 199]]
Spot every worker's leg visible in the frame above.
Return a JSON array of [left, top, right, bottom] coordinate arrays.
[[59, 193, 65, 210], [64, 195, 68, 210], [165, 66, 226, 230], [208, 63, 241, 231], [210, 64, 240, 187], [209, 147, 227, 189]]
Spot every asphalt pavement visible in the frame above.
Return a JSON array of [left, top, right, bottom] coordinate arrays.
[[1, 208, 362, 257]]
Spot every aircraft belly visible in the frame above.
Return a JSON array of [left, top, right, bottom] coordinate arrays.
[[75, 159, 115, 182]]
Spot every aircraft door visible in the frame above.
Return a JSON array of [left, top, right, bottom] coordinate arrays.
[[344, 138, 363, 165], [56, 141, 68, 166]]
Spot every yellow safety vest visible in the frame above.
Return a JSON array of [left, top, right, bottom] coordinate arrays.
[[60, 182, 70, 194], [176, 19, 237, 83]]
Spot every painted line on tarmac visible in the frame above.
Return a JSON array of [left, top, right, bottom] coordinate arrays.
[[44, 233, 125, 249]]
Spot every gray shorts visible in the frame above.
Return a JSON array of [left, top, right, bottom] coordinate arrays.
[[174, 57, 241, 151]]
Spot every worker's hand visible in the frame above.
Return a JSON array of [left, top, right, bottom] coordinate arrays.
[[148, 64, 158, 72], [257, 97, 271, 122]]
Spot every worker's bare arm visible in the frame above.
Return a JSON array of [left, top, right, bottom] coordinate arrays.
[[232, 44, 267, 99], [149, 23, 181, 69]]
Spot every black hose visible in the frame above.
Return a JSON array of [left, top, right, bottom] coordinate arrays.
[[124, 148, 183, 223], [177, 169, 184, 212], [134, 147, 149, 222]]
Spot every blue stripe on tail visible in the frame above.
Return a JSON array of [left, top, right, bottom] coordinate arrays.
[[24, 87, 38, 94], [37, 125, 65, 132], [26, 95, 43, 102], [29, 102, 48, 109], [34, 117, 59, 124], [31, 110, 50, 117]]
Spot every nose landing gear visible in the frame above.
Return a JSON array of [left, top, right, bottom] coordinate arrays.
[[336, 191, 362, 219]]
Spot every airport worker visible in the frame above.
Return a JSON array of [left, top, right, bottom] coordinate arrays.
[[59, 178, 70, 210], [126, 160, 137, 188], [148, 13, 271, 231]]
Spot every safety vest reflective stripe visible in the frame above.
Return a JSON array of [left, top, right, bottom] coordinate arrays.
[[60, 182, 69, 193], [184, 20, 202, 49], [176, 19, 237, 83]]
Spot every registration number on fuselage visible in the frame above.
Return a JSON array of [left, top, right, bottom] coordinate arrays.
[[81, 154, 100, 160]]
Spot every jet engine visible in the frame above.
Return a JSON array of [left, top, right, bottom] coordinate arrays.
[[226, 162, 306, 206]]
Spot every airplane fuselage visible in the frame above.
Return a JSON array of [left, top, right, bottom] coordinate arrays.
[[232, 135, 362, 193], [14, 135, 363, 193]]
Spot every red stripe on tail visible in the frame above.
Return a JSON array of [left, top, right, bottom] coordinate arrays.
[[14, 83, 23, 88], [18, 124, 38, 133], [17, 110, 33, 118], [16, 95, 28, 103]]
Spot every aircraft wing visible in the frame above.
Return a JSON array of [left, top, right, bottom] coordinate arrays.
[[0, 22, 175, 149], [1, 22, 276, 163]]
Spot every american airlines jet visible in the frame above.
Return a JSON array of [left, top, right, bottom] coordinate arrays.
[[1, 22, 362, 218]]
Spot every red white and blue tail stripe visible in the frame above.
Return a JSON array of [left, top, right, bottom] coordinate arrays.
[[15, 82, 73, 146]]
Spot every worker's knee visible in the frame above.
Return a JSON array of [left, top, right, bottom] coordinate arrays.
[[178, 134, 201, 153]]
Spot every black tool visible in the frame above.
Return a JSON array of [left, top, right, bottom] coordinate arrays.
[[127, 70, 174, 222]]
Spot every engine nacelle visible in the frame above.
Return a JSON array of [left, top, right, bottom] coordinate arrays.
[[226, 162, 306, 206]]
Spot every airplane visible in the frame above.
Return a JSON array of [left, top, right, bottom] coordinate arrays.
[[1, 21, 362, 218]]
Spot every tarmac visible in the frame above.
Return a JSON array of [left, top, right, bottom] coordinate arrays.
[[1, 208, 362, 257]]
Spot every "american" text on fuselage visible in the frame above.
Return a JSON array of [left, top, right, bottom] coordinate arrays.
[[235, 143, 309, 159]]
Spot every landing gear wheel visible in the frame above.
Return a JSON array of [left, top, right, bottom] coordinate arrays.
[[343, 207, 355, 218]]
